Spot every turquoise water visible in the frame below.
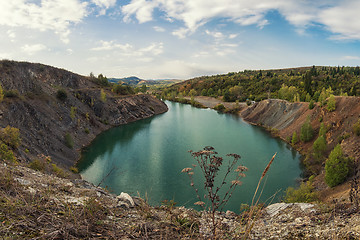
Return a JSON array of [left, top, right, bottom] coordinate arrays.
[[78, 101, 302, 212]]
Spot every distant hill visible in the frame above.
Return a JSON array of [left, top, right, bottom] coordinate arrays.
[[109, 76, 183, 87], [162, 66, 360, 102]]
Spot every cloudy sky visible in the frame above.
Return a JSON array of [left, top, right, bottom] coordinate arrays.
[[0, 0, 360, 79]]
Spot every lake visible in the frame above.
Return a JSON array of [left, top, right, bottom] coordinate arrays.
[[78, 101, 302, 212]]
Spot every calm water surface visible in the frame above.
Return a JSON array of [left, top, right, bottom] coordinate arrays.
[[78, 101, 302, 212]]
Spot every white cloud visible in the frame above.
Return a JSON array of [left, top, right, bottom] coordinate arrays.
[[122, 0, 159, 23], [172, 28, 190, 39], [121, 0, 360, 40], [21, 44, 47, 55], [229, 34, 238, 39], [318, 0, 360, 40], [341, 56, 360, 60], [0, 0, 88, 43], [91, 41, 133, 51], [153, 26, 165, 32], [205, 30, 224, 39], [92, 0, 116, 9], [91, 41, 163, 57]]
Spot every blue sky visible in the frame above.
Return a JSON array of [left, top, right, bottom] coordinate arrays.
[[0, 0, 360, 79]]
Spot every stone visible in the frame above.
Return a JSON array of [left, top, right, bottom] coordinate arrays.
[[117, 192, 135, 208]]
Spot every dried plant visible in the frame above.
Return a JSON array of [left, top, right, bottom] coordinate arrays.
[[182, 146, 248, 238], [349, 170, 359, 211]]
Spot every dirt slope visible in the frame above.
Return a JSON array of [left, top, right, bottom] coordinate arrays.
[[0, 60, 168, 168], [240, 97, 360, 200]]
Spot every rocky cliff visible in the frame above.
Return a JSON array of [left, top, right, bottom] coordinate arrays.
[[241, 97, 360, 165], [0, 60, 168, 168]]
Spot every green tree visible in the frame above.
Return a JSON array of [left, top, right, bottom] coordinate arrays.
[[189, 89, 197, 97], [300, 117, 314, 142], [291, 131, 299, 145], [327, 94, 336, 112], [305, 93, 311, 102], [140, 84, 147, 93], [308, 99, 315, 109], [201, 89, 207, 96], [319, 123, 326, 138], [313, 136, 326, 160], [325, 144, 351, 187]]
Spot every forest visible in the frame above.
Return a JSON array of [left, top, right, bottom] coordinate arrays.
[[161, 66, 360, 103]]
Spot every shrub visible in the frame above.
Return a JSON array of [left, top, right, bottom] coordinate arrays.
[[308, 100, 315, 109], [100, 89, 106, 102], [70, 166, 79, 173], [0, 143, 16, 163], [353, 120, 360, 136], [0, 126, 21, 148], [29, 159, 45, 172], [325, 144, 351, 187], [291, 131, 299, 145], [0, 84, 3, 102], [56, 89, 67, 101], [284, 176, 318, 203], [64, 133, 74, 149], [326, 94, 336, 112], [4, 89, 20, 98], [319, 122, 327, 138], [312, 136, 327, 160], [70, 106, 77, 120], [213, 103, 226, 111], [84, 128, 90, 134], [300, 117, 314, 142], [52, 163, 66, 178]]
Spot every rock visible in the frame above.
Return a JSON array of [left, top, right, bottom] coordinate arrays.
[[117, 192, 135, 208]]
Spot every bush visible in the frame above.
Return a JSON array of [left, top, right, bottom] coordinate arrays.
[[64, 133, 74, 149], [29, 159, 45, 172], [70, 166, 79, 173], [325, 144, 351, 187], [0, 84, 3, 102], [0, 126, 21, 148], [56, 89, 67, 101], [0, 143, 16, 163], [291, 131, 299, 145], [284, 176, 318, 203], [52, 163, 66, 178], [312, 136, 327, 160], [353, 120, 360, 136], [100, 89, 106, 102], [308, 100, 315, 109], [300, 117, 314, 142], [112, 83, 135, 95], [213, 104, 226, 111], [326, 94, 336, 112], [4, 89, 20, 98]]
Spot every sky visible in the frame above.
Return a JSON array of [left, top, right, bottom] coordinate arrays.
[[0, 0, 360, 80]]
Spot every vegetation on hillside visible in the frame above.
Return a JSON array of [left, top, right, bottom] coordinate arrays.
[[161, 66, 360, 102]]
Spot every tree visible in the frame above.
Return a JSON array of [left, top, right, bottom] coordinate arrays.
[[327, 94, 336, 112], [319, 122, 326, 138], [313, 136, 326, 160], [291, 131, 299, 145], [300, 117, 314, 142], [325, 144, 351, 187], [189, 89, 197, 97], [308, 99, 315, 109], [140, 84, 147, 93]]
